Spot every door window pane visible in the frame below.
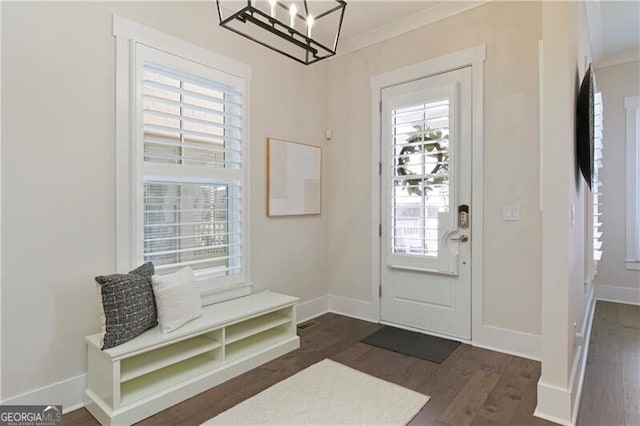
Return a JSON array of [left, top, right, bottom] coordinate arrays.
[[391, 99, 450, 257]]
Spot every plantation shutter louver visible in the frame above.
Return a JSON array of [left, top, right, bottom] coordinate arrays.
[[141, 58, 244, 280]]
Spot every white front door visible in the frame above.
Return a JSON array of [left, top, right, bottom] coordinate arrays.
[[380, 67, 472, 339]]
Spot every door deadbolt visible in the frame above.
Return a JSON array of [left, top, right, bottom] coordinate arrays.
[[458, 205, 470, 228]]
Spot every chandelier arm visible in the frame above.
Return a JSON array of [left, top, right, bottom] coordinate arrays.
[[241, 12, 319, 55], [223, 26, 309, 65], [332, 4, 346, 52], [314, 3, 345, 21]]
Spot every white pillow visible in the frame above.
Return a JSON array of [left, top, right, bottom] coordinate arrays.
[[151, 267, 203, 333]]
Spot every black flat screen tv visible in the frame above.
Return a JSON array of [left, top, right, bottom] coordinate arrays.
[[576, 64, 594, 190]]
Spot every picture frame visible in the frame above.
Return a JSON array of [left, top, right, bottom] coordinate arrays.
[[267, 138, 321, 216]]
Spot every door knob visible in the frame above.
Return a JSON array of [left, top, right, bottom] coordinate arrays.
[[450, 234, 469, 243]]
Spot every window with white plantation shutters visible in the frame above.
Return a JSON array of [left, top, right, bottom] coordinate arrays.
[[114, 19, 251, 301], [593, 92, 603, 270], [136, 47, 247, 285]]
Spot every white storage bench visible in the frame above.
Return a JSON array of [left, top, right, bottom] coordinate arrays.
[[84, 291, 299, 425]]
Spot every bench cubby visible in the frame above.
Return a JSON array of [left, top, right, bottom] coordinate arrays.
[[84, 291, 299, 425]]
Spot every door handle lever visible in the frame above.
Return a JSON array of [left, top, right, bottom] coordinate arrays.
[[450, 234, 469, 243]]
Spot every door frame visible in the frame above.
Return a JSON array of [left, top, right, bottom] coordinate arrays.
[[370, 45, 486, 342]]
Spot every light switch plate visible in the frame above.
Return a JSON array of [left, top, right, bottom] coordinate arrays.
[[503, 204, 521, 221]]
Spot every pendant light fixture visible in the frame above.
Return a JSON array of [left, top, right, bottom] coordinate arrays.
[[216, 0, 347, 65]]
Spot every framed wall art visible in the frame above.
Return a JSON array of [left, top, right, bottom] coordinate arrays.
[[267, 138, 321, 216]]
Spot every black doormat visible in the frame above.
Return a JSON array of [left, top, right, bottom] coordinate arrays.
[[361, 326, 461, 364]]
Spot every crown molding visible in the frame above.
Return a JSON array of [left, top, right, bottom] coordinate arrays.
[[334, 1, 489, 58]]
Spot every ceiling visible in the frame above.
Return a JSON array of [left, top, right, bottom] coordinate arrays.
[[332, 1, 485, 54], [587, 0, 640, 67], [600, 1, 639, 53], [218, 0, 485, 58], [338, 1, 444, 41], [220, 1, 639, 65], [332, 0, 640, 65]]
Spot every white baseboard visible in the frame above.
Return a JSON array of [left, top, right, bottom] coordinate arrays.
[[296, 295, 329, 324], [328, 294, 541, 360], [534, 283, 596, 426], [1, 373, 87, 414], [534, 381, 573, 426], [569, 285, 596, 426], [328, 295, 378, 322], [595, 284, 640, 305], [472, 325, 541, 361]]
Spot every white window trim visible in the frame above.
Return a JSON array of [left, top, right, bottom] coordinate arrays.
[[625, 94, 640, 270], [113, 15, 253, 303]]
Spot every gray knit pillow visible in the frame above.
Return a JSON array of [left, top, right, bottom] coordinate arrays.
[[95, 262, 158, 349]]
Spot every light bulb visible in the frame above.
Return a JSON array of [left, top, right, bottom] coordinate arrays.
[[306, 14, 314, 38], [289, 4, 297, 29], [269, 0, 277, 17]]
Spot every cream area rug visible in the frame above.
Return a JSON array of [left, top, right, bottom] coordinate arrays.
[[203, 359, 430, 425]]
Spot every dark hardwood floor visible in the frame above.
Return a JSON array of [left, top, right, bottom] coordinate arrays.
[[577, 301, 640, 426], [65, 313, 557, 426]]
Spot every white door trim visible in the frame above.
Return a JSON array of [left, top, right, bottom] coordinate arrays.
[[370, 45, 485, 340]]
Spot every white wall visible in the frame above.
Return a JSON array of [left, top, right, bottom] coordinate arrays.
[[594, 60, 640, 297], [568, 0, 591, 379], [537, 2, 592, 423], [326, 1, 543, 337], [1, 1, 328, 401]]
